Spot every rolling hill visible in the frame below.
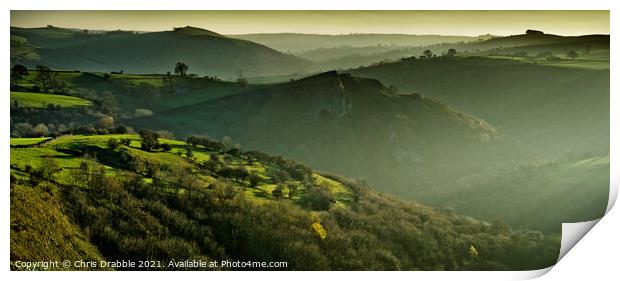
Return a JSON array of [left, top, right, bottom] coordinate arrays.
[[346, 52, 609, 233], [10, 134, 559, 270], [305, 31, 609, 73], [127, 60, 609, 234], [9, 19, 609, 272], [135, 71, 498, 200], [10, 63, 608, 235], [477, 31, 609, 52], [11, 69, 246, 114], [230, 33, 494, 72], [229, 33, 489, 53], [348, 56, 609, 159], [10, 26, 312, 78]]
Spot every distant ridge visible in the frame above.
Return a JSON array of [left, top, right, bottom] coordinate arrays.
[[171, 25, 224, 37], [10, 25, 312, 78], [479, 31, 609, 48], [229, 33, 488, 53]]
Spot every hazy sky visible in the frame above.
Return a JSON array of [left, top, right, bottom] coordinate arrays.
[[11, 10, 610, 36]]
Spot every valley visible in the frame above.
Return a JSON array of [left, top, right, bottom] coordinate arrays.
[[9, 18, 610, 271]]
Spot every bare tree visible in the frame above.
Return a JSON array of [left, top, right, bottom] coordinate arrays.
[[36, 65, 56, 93]]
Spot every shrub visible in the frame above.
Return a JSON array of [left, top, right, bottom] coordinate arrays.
[[249, 172, 261, 187], [286, 182, 300, 198], [272, 185, 284, 199], [310, 222, 327, 240], [234, 167, 249, 182], [33, 123, 50, 137], [96, 128, 110, 135], [267, 167, 290, 183], [30, 156, 60, 184], [244, 150, 271, 162], [74, 124, 97, 135], [305, 185, 334, 211], [97, 116, 115, 129], [186, 136, 225, 151], [185, 145, 193, 158], [219, 165, 235, 179], [271, 157, 312, 180], [204, 156, 222, 171], [13, 123, 34, 138], [227, 147, 241, 156], [139, 129, 159, 151], [114, 124, 129, 134], [161, 143, 172, 152], [107, 138, 120, 150], [119, 138, 132, 146], [156, 130, 175, 140]]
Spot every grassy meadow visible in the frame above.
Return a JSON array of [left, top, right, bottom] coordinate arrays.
[[10, 134, 355, 206], [11, 91, 91, 108]]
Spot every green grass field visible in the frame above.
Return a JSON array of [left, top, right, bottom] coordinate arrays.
[[13, 70, 243, 114], [10, 134, 355, 206], [10, 137, 50, 146], [110, 74, 165, 87], [11, 91, 92, 108]]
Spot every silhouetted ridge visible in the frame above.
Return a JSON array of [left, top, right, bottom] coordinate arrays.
[[294, 71, 385, 94], [172, 26, 223, 37], [296, 70, 339, 82], [481, 32, 608, 47], [10, 26, 311, 77]]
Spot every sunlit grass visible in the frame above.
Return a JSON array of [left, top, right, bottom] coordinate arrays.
[[10, 137, 50, 146], [11, 91, 92, 108], [11, 134, 356, 206]]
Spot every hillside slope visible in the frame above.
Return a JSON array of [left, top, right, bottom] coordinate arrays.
[[11, 66, 607, 234], [10, 134, 559, 270], [306, 32, 609, 72], [11, 69, 247, 115], [11, 183, 106, 269], [10, 26, 311, 78], [347, 56, 609, 233], [425, 155, 609, 233], [136, 71, 496, 197], [349, 57, 609, 159]]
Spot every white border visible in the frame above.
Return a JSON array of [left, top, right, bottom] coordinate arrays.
[[2, 1, 617, 280]]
